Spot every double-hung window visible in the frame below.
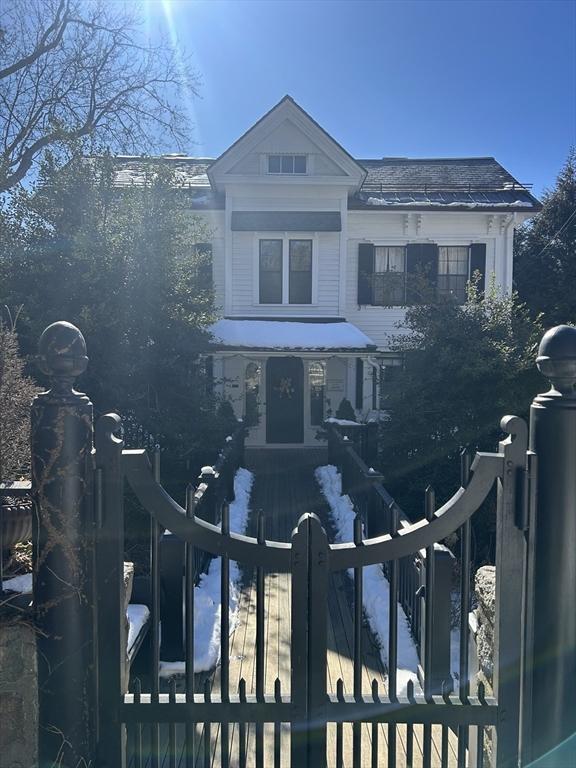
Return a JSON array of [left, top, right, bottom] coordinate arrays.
[[289, 240, 313, 303], [259, 240, 283, 304], [373, 246, 407, 306], [258, 237, 313, 304], [437, 246, 470, 304]]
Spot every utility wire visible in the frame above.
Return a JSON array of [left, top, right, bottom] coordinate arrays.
[[530, 206, 576, 260]]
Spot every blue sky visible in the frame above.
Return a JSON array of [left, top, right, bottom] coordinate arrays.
[[145, 0, 575, 197]]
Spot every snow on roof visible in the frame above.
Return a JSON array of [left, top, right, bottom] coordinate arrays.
[[209, 319, 376, 351], [365, 197, 535, 208]]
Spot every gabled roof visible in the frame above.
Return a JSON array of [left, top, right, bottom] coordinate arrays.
[[207, 95, 367, 188]]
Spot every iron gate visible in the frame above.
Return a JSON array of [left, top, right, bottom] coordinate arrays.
[[33, 321, 576, 768], [91, 410, 528, 768]]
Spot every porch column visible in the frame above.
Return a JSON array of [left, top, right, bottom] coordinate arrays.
[[525, 325, 576, 766]]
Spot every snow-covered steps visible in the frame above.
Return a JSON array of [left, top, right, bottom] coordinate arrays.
[[315, 464, 420, 695], [159, 467, 254, 677]]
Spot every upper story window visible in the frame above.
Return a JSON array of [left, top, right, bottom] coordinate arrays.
[[268, 154, 307, 174], [259, 239, 283, 303], [437, 246, 470, 304], [358, 242, 486, 307], [373, 246, 407, 306], [258, 237, 313, 305], [289, 240, 312, 303]]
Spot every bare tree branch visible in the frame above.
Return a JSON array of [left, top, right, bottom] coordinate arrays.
[[0, 0, 200, 192], [0, 0, 69, 81]]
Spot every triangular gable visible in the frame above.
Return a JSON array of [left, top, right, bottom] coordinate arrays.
[[208, 95, 366, 189]]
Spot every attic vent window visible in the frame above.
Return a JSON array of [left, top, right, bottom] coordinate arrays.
[[268, 154, 307, 174]]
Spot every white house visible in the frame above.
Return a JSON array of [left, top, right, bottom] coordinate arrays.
[[111, 96, 541, 448]]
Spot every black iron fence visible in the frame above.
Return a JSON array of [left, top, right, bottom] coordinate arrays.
[[326, 421, 454, 693], [160, 423, 246, 661]]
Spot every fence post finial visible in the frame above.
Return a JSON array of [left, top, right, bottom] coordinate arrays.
[[535, 323, 576, 396], [37, 320, 89, 399], [525, 324, 576, 765], [32, 321, 96, 767]]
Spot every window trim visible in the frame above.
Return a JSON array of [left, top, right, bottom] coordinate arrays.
[[253, 232, 318, 306]]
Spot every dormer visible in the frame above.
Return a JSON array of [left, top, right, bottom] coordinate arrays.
[[207, 96, 366, 192]]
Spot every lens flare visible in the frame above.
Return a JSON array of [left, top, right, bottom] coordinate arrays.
[[143, 0, 204, 154]]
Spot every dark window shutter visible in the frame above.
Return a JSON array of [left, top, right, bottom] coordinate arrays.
[[406, 243, 438, 303], [355, 358, 364, 410], [358, 243, 375, 305], [470, 243, 486, 295], [195, 243, 213, 289]]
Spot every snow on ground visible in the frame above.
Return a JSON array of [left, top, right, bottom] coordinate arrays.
[[315, 464, 420, 695], [324, 417, 362, 427], [159, 467, 254, 677], [208, 318, 375, 350], [2, 572, 32, 594], [127, 604, 150, 654]]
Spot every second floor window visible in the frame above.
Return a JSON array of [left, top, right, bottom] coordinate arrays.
[[358, 242, 486, 306], [437, 246, 470, 304], [373, 246, 407, 305], [289, 240, 312, 303], [259, 240, 283, 303], [268, 154, 307, 174], [259, 237, 313, 304]]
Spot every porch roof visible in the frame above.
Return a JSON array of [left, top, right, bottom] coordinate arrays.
[[208, 318, 377, 352]]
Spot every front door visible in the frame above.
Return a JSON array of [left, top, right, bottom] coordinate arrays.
[[266, 357, 304, 443]]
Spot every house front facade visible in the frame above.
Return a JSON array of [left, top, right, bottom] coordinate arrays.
[[114, 96, 541, 448]]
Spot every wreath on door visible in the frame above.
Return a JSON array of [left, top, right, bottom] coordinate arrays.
[[275, 377, 294, 399]]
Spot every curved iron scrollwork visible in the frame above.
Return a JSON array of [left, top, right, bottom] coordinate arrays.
[[123, 449, 293, 570]]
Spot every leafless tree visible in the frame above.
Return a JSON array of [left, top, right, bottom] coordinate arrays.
[[0, 0, 199, 192]]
